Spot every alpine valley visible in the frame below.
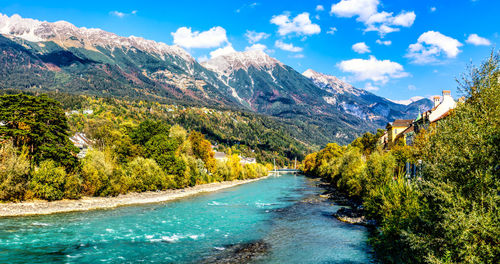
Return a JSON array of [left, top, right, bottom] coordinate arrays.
[[0, 13, 432, 146]]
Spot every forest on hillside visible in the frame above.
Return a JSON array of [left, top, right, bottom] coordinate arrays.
[[0, 93, 271, 202]]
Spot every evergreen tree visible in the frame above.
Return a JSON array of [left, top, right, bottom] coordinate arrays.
[[0, 94, 78, 169]]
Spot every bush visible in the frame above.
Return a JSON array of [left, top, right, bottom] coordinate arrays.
[[0, 141, 30, 201], [124, 157, 174, 192], [29, 160, 67, 201], [81, 149, 117, 196]]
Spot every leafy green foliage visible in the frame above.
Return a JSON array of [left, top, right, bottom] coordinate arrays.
[[0, 141, 30, 201], [29, 160, 67, 201], [303, 52, 500, 264], [0, 94, 78, 168]]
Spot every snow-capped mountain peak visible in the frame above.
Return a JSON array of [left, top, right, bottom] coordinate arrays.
[[302, 69, 363, 96], [389, 96, 425, 106], [0, 13, 194, 62], [202, 49, 283, 76]]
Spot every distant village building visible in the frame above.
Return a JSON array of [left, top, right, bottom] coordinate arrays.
[[385, 119, 413, 148], [65, 109, 94, 116], [213, 151, 256, 165], [69, 132, 93, 158], [214, 151, 227, 161], [240, 157, 257, 165], [383, 90, 458, 149], [412, 90, 457, 138]]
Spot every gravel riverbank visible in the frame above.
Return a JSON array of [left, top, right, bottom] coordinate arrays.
[[0, 177, 268, 217]]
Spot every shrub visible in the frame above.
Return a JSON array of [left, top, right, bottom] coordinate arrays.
[[124, 157, 174, 192], [81, 149, 117, 196], [29, 160, 67, 201], [0, 141, 30, 201]]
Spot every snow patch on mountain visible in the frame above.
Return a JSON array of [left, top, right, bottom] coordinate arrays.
[[303, 69, 364, 96], [202, 50, 283, 76], [389, 96, 425, 105], [0, 13, 194, 63]]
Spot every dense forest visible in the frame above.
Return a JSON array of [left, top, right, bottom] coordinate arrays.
[[0, 93, 271, 202], [302, 53, 499, 263]]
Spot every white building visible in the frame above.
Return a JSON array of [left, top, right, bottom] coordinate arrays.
[[428, 90, 457, 122]]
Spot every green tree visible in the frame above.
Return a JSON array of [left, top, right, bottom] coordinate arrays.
[[0, 94, 78, 168], [145, 134, 186, 176]]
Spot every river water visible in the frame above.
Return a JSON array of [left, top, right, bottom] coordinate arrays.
[[0, 174, 375, 263]]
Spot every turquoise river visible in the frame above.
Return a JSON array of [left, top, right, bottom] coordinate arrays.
[[0, 174, 375, 263]]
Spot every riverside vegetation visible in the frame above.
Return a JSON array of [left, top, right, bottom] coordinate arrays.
[[0, 94, 271, 202], [302, 53, 500, 263]]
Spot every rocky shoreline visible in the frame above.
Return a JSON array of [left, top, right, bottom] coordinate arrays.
[[316, 180, 377, 227], [0, 176, 269, 217]]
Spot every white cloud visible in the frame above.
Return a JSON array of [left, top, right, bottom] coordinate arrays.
[[364, 82, 379, 91], [316, 5, 325, 11], [245, 30, 270, 43], [172, 26, 228, 49], [466, 34, 491, 46], [408, 84, 417, 90], [392, 12, 416, 27], [330, 0, 415, 36], [330, 0, 379, 21], [109, 10, 137, 18], [406, 31, 463, 64], [110, 11, 125, 18], [270, 12, 321, 36], [376, 39, 392, 45], [327, 27, 338, 35], [245, 43, 267, 52], [338, 55, 409, 84], [290, 54, 305, 59], [275, 40, 303, 52], [352, 42, 370, 53], [430, 7, 436, 12], [209, 45, 236, 58], [236, 2, 259, 13]]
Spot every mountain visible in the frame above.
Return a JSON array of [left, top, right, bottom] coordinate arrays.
[[0, 13, 430, 145], [0, 13, 239, 107], [302, 69, 433, 127]]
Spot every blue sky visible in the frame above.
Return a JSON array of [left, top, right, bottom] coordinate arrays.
[[1, 0, 498, 101]]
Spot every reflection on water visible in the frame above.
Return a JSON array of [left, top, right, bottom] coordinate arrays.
[[0, 175, 374, 263]]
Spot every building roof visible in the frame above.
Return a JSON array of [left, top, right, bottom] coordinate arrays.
[[401, 124, 414, 135], [431, 109, 453, 123], [391, 119, 413, 127], [214, 151, 227, 159], [69, 133, 93, 148]]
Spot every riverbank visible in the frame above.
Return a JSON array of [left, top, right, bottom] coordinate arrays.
[[0, 176, 269, 217], [311, 178, 376, 227]]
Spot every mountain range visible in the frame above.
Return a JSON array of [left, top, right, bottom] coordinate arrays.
[[0, 13, 432, 144]]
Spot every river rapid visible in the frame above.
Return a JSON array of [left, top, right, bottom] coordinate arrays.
[[0, 174, 375, 263]]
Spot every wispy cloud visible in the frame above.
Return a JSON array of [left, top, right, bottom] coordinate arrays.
[[466, 34, 491, 46], [236, 2, 259, 13], [109, 10, 138, 18], [245, 30, 270, 43], [352, 42, 370, 54], [275, 40, 303, 52], [327, 27, 338, 35]]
